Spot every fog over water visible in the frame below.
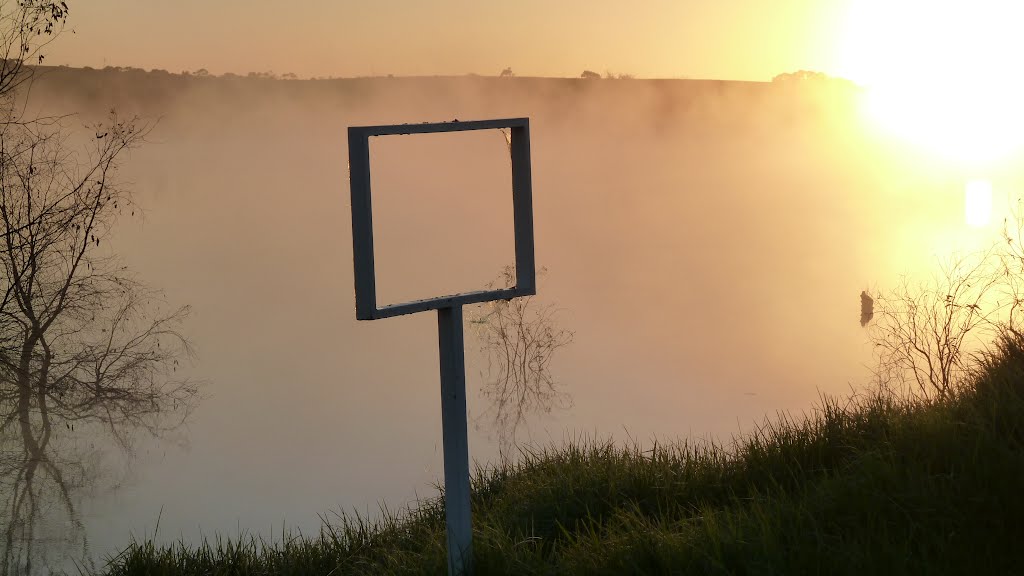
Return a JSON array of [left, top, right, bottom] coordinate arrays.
[[15, 69, 1013, 562]]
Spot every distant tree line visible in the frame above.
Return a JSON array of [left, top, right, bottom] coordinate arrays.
[[772, 70, 857, 88], [34, 64, 652, 82], [581, 70, 634, 79]]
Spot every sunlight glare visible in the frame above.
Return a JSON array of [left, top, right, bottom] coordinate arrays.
[[965, 180, 992, 228], [837, 1, 1024, 166]]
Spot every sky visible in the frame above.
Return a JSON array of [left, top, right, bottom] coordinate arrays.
[[46, 0, 852, 80]]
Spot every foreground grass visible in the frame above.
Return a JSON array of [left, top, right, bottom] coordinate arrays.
[[105, 336, 1024, 575]]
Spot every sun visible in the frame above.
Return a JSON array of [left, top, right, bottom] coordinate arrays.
[[836, 1, 1024, 168]]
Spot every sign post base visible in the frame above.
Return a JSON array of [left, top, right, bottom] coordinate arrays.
[[438, 306, 473, 575]]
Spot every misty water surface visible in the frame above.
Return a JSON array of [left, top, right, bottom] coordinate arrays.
[[9, 70, 1019, 566]]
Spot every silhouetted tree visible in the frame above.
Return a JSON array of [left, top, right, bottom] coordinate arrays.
[[0, 3, 199, 573], [0, 111, 199, 574], [0, 1, 67, 100], [580, 70, 600, 80], [867, 249, 1015, 399], [773, 70, 828, 83], [772, 70, 858, 91], [867, 191, 1024, 401]]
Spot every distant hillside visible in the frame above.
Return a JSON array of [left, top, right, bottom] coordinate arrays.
[[23, 65, 859, 129]]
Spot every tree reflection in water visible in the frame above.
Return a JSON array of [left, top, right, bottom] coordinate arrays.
[[0, 5, 198, 573], [0, 115, 199, 574], [0, 419, 97, 571]]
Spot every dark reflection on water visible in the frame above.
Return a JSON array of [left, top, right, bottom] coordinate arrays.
[[0, 300, 198, 575], [1, 354, 197, 575], [1, 418, 94, 573], [0, 117, 200, 573]]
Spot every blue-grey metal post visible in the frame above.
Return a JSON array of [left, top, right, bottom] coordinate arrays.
[[437, 305, 473, 575]]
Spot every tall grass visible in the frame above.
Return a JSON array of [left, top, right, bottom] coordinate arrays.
[[103, 334, 1024, 575]]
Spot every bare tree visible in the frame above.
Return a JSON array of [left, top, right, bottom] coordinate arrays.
[[0, 1, 67, 106], [0, 112, 199, 574], [469, 267, 573, 453], [867, 249, 1014, 399], [995, 195, 1024, 334], [0, 3, 199, 572]]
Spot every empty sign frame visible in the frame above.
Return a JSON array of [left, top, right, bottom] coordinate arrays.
[[348, 118, 536, 320]]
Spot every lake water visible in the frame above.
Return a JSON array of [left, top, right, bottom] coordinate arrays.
[[4, 71, 1014, 571]]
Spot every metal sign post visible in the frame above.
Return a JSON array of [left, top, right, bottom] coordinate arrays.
[[348, 118, 535, 576]]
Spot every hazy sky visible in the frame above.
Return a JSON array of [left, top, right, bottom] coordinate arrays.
[[46, 1, 851, 80]]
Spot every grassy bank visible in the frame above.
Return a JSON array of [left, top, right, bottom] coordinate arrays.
[[104, 335, 1024, 575]]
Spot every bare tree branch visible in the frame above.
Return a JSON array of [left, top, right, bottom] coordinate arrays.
[[0, 98, 197, 574], [867, 247, 1014, 400]]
